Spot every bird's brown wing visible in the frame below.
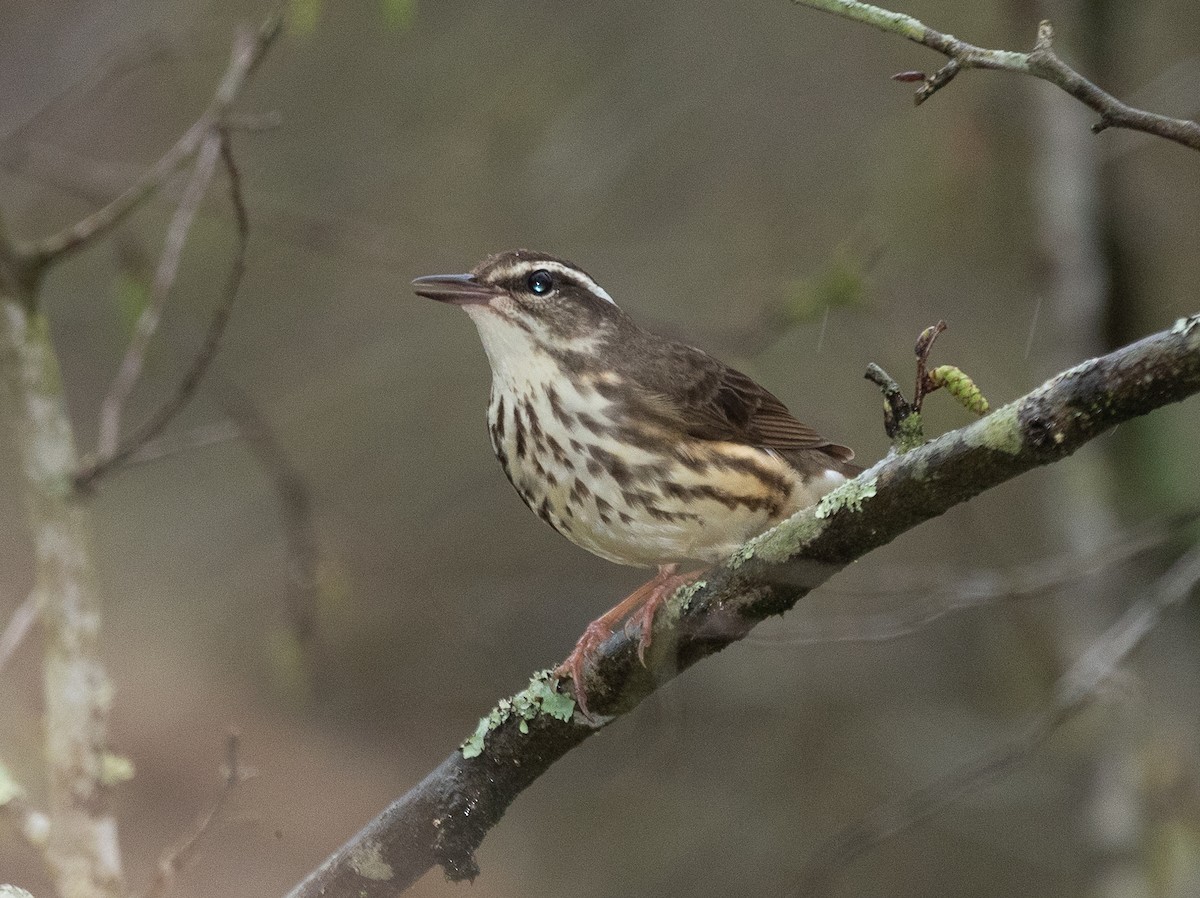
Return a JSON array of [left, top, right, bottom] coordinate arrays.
[[633, 339, 857, 465], [685, 365, 856, 461]]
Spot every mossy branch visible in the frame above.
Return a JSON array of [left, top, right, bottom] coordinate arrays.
[[791, 1, 1200, 152], [287, 313, 1200, 898]]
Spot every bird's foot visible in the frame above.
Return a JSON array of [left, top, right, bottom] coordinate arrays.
[[630, 565, 703, 665], [554, 618, 616, 718], [554, 564, 704, 717]]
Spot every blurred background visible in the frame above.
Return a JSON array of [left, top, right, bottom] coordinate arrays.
[[2, 0, 1199, 896]]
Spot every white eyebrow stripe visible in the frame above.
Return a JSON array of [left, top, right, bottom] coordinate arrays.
[[534, 260, 618, 307]]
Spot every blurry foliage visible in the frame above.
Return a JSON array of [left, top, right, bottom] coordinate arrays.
[[287, 0, 320, 37], [381, 0, 417, 31], [288, 0, 416, 35], [112, 270, 150, 338], [266, 626, 310, 706], [313, 552, 356, 642], [782, 241, 875, 324]]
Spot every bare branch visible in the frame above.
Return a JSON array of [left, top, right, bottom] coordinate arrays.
[[123, 421, 240, 467], [0, 593, 39, 676], [77, 130, 251, 490], [0, 211, 35, 305], [792, 2, 1200, 152], [94, 131, 221, 460], [140, 733, 250, 898], [286, 315, 1200, 897], [208, 378, 321, 649], [793, 543, 1200, 895], [14, 12, 281, 273]]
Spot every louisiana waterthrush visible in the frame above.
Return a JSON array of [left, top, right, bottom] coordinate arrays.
[[413, 250, 859, 712]]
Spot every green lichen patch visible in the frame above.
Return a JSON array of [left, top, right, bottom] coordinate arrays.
[[671, 579, 707, 614], [893, 411, 925, 454], [100, 752, 135, 785], [461, 670, 575, 758], [729, 507, 830, 568], [729, 541, 758, 569], [961, 401, 1022, 455], [815, 476, 878, 520]]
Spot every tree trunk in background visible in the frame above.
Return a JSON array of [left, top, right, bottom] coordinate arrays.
[[0, 289, 125, 898], [1016, 0, 1186, 894]]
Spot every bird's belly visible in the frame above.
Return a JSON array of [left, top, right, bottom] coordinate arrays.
[[487, 381, 838, 567], [561, 469, 787, 567]]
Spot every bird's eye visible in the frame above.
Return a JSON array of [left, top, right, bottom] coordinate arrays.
[[527, 269, 554, 295]]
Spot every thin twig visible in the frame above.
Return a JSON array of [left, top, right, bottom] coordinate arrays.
[[0, 40, 175, 171], [15, 13, 281, 273], [911, 320, 946, 411], [140, 733, 250, 898], [209, 377, 321, 648], [0, 593, 39, 676], [77, 130, 251, 490], [0, 211, 34, 303], [95, 130, 222, 460], [792, 2, 1200, 152], [221, 110, 284, 132], [746, 509, 1198, 645], [125, 420, 241, 467], [792, 543, 1200, 896]]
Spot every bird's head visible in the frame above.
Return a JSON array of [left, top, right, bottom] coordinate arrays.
[[412, 251, 625, 368]]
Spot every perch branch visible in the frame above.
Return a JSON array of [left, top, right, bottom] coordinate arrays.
[[791, 1, 1200, 152], [287, 314, 1200, 897]]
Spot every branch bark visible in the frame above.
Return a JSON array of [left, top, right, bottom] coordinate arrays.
[[791, 1, 1200, 152], [287, 313, 1200, 897]]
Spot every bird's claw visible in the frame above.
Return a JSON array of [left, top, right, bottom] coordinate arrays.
[[554, 619, 613, 718]]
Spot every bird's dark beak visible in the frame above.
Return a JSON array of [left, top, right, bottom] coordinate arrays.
[[411, 273, 498, 306]]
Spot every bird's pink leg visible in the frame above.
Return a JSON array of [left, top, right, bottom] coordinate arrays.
[[629, 564, 704, 663], [555, 563, 703, 716]]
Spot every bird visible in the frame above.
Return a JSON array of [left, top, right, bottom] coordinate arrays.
[[412, 249, 859, 714]]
